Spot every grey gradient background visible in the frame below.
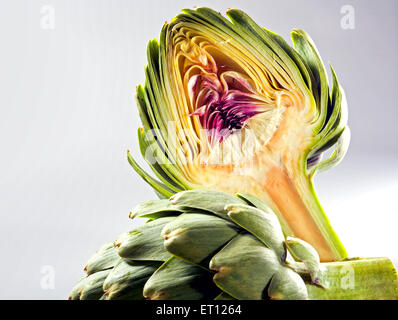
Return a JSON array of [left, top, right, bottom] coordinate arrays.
[[0, 0, 397, 299]]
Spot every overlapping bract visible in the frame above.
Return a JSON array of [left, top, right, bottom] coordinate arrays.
[[70, 190, 318, 300], [129, 7, 349, 198]]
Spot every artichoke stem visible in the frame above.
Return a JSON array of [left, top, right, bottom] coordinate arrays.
[[263, 166, 347, 262], [306, 258, 398, 300]]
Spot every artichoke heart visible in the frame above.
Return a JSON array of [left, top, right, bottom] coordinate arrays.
[[130, 8, 350, 262]]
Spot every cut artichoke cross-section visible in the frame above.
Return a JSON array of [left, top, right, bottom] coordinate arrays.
[[130, 7, 350, 262]]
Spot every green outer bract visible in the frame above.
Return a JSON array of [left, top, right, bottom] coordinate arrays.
[[286, 236, 320, 282], [70, 190, 398, 300]]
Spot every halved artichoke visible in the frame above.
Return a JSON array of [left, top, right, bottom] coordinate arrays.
[[129, 7, 350, 262], [70, 191, 398, 300]]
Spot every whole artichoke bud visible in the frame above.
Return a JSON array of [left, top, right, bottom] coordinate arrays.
[[70, 191, 397, 300]]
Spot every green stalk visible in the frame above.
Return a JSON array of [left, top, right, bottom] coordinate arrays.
[[295, 170, 348, 261], [263, 159, 347, 262], [305, 258, 398, 300]]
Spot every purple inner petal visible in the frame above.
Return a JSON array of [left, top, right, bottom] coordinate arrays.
[[189, 74, 264, 143]]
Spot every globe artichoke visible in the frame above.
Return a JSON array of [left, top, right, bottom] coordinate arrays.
[[128, 7, 350, 262], [69, 7, 398, 301], [70, 191, 398, 300]]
